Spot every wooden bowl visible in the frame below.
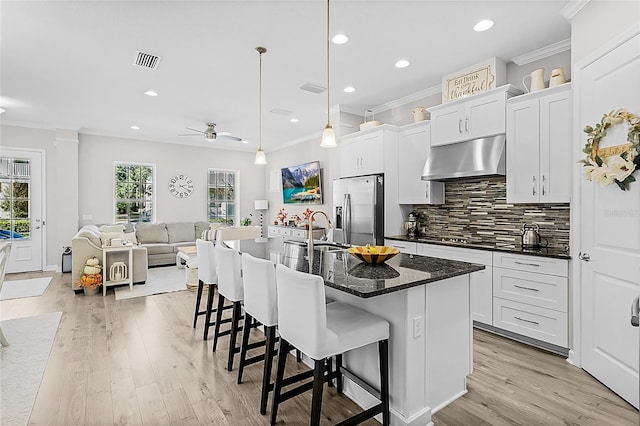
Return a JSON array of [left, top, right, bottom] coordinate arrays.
[[347, 246, 399, 265]]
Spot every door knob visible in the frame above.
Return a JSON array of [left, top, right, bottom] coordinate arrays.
[[578, 252, 590, 261]]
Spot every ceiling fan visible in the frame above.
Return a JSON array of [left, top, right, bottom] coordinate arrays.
[[179, 123, 242, 142]]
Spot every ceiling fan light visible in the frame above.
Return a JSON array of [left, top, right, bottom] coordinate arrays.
[[254, 147, 267, 165], [320, 124, 337, 148]]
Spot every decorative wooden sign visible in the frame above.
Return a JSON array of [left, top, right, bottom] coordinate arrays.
[[441, 57, 506, 103], [445, 66, 495, 102]]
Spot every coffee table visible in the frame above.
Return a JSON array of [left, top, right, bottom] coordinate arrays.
[[176, 245, 197, 268]]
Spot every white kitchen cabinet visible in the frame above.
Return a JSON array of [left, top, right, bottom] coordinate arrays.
[[384, 239, 417, 255], [340, 125, 403, 237], [417, 243, 493, 325], [428, 85, 521, 146], [268, 225, 324, 240], [506, 84, 572, 203], [397, 122, 444, 205], [340, 128, 384, 177], [492, 251, 568, 347]]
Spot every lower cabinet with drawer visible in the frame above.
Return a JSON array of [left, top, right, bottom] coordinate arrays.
[[384, 239, 417, 255], [417, 244, 493, 326], [492, 252, 569, 349]]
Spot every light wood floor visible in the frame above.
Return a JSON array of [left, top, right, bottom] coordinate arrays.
[[1, 270, 637, 425]]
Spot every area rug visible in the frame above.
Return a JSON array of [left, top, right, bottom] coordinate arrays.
[[0, 311, 62, 426], [0, 277, 52, 301], [114, 266, 186, 300]]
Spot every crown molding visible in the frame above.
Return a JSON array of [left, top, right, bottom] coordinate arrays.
[[560, 0, 590, 21], [373, 84, 442, 114], [510, 38, 571, 66]]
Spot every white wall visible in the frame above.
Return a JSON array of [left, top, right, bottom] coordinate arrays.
[[572, 0, 640, 64], [78, 134, 261, 226]]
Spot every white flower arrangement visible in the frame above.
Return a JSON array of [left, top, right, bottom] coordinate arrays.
[[582, 109, 640, 191]]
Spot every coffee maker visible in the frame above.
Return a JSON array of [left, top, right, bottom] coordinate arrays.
[[404, 211, 419, 239]]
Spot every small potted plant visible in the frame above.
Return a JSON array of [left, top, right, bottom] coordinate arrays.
[[240, 214, 252, 226]]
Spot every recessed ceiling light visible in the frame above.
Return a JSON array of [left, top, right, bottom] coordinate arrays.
[[395, 59, 410, 69], [130, 125, 140, 130], [143, 90, 158, 97], [331, 34, 349, 45], [344, 86, 356, 93], [0, 107, 5, 114], [473, 19, 494, 32], [242, 140, 249, 144], [290, 118, 299, 123]]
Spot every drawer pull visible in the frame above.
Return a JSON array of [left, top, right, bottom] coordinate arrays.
[[514, 261, 540, 267], [514, 316, 539, 325], [514, 284, 540, 292]]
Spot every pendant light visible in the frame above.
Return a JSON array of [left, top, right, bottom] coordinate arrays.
[[320, 0, 337, 148], [255, 46, 267, 165]]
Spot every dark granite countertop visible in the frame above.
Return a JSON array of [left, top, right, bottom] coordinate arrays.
[[314, 251, 485, 298], [235, 239, 485, 298], [385, 235, 571, 260]]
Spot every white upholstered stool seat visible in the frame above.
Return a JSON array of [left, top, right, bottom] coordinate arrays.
[[213, 242, 247, 371], [271, 264, 390, 425]]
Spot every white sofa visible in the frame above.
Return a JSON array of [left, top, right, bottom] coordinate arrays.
[[71, 221, 211, 293]]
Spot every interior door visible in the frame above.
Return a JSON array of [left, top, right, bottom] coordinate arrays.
[[0, 148, 44, 273], [579, 32, 640, 409]]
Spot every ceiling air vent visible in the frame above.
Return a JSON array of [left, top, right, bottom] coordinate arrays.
[[269, 108, 293, 116], [299, 82, 326, 94], [133, 50, 162, 70]]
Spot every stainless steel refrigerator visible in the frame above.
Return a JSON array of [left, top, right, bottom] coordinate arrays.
[[332, 174, 384, 246]]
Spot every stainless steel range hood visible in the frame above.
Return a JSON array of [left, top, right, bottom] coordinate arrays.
[[421, 134, 506, 181]]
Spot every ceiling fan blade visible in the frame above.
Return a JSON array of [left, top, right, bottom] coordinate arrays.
[[185, 127, 204, 133], [178, 133, 203, 136], [219, 135, 243, 142]]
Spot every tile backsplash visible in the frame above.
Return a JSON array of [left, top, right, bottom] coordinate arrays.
[[414, 177, 570, 250]]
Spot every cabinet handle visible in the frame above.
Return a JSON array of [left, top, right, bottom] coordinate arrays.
[[514, 316, 539, 325], [458, 119, 463, 134], [514, 284, 540, 292], [542, 175, 546, 196], [465, 117, 469, 132], [532, 176, 536, 196], [514, 261, 541, 267]]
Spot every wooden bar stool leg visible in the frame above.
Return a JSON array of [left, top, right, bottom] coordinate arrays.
[[237, 312, 253, 384], [327, 356, 334, 387], [379, 339, 390, 426], [260, 325, 277, 415], [310, 358, 326, 426], [336, 354, 343, 394], [270, 338, 289, 426], [227, 301, 242, 371], [193, 279, 204, 328], [203, 284, 216, 340], [212, 294, 226, 352]]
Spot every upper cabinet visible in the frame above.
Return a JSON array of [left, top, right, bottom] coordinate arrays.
[[428, 85, 522, 146], [397, 122, 444, 205], [340, 128, 385, 177], [506, 84, 572, 203]]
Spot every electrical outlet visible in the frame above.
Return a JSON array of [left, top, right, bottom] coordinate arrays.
[[413, 316, 422, 338]]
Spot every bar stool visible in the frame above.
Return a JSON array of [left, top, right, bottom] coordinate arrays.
[[271, 264, 390, 426], [212, 243, 245, 371], [193, 239, 219, 340], [237, 253, 279, 414]]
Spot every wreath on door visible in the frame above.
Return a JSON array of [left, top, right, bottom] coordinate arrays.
[[582, 109, 640, 191]]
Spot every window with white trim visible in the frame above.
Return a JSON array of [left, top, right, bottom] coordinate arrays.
[[114, 163, 154, 223], [207, 169, 236, 225]]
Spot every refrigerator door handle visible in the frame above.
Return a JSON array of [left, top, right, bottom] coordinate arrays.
[[344, 193, 352, 245]]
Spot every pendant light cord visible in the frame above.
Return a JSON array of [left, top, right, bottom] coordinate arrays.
[[326, 0, 330, 127], [256, 47, 266, 152]]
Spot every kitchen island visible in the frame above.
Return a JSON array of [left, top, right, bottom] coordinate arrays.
[[235, 239, 484, 426]]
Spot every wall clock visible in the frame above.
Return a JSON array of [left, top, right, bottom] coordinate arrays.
[[169, 174, 194, 198]]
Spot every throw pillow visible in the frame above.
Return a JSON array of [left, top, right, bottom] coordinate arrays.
[[99, 224, 126, 233], [100, 232, 123, 246], [201, 229, 218, 241], [122, 232, 138, 245]]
